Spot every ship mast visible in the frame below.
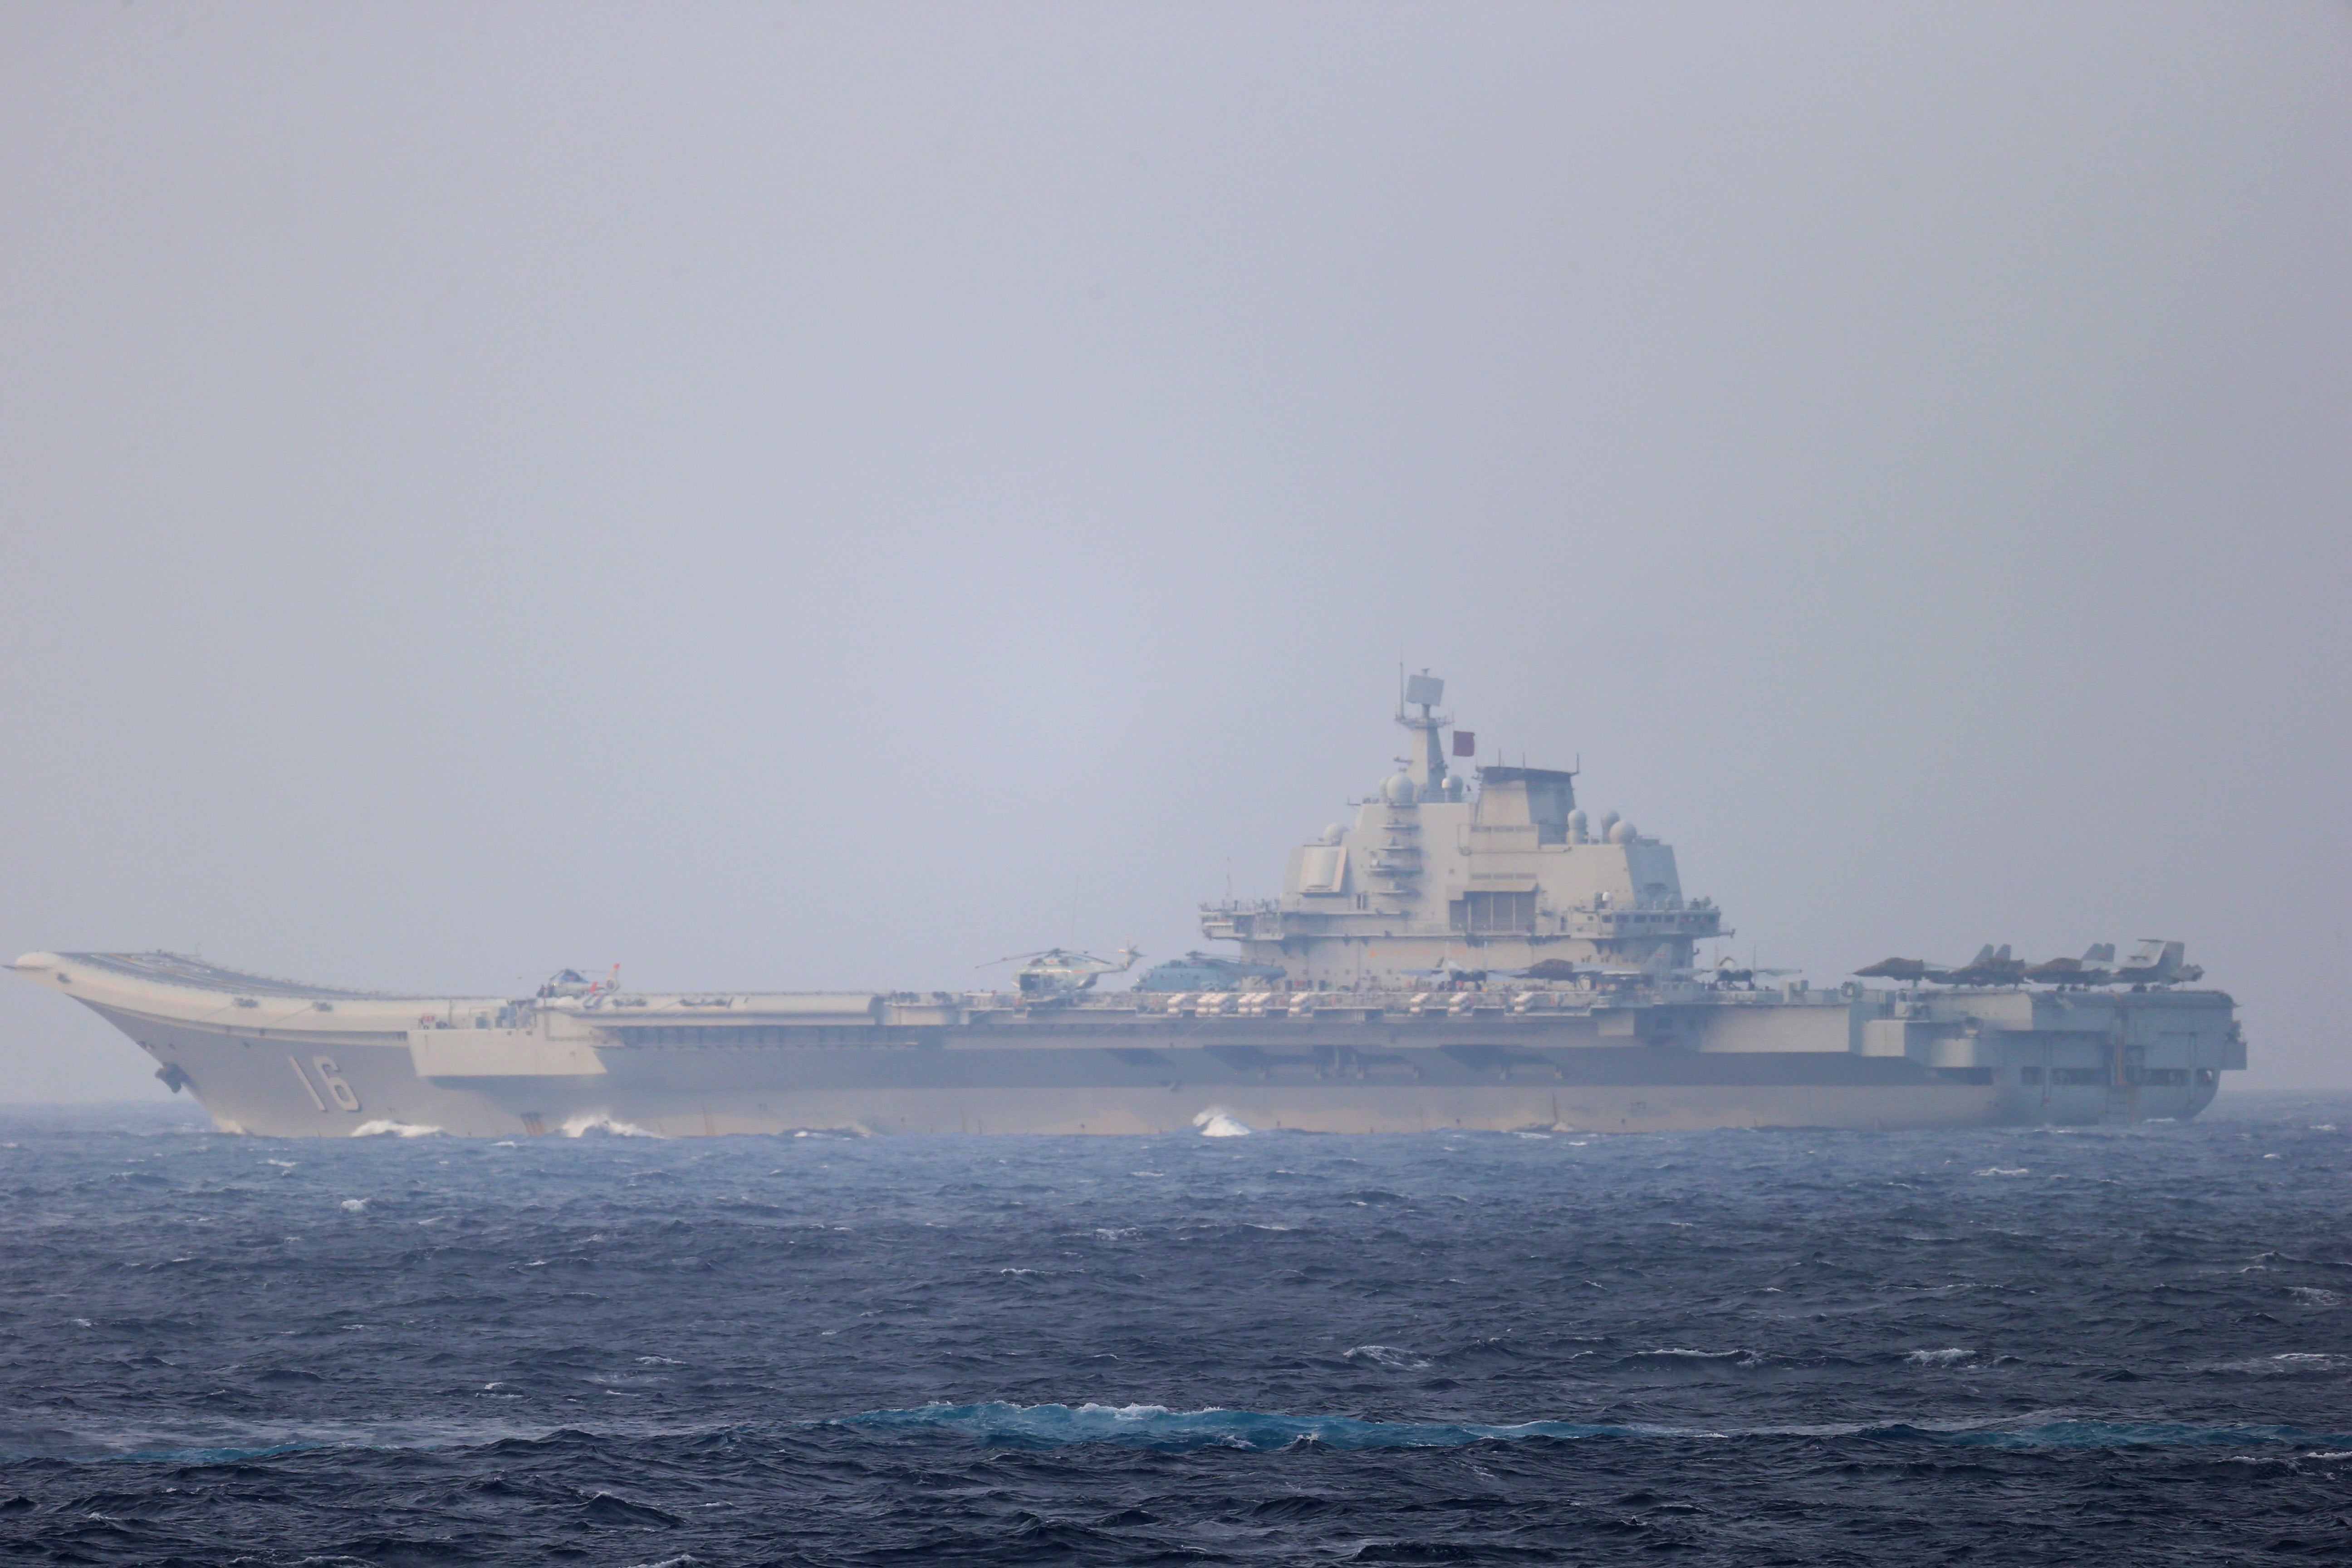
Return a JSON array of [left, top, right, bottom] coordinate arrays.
[[1397, 669, 1450, 801]]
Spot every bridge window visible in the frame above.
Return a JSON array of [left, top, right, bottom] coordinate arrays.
[[1452, 891, 1537, 934]]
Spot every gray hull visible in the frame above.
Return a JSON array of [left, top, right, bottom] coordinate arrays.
[[91, 988, 2229, 1138]]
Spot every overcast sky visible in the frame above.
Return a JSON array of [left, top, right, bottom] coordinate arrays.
[[4, 3, 2347, 1099]]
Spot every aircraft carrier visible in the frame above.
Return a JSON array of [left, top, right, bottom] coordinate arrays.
[[11, 675, 2241, 1137]]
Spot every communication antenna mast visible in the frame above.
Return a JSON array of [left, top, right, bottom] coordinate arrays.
[[1394, 668, 1450, 799]]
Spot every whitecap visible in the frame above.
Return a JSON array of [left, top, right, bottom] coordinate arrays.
[[1974, 1167, 2029, 1177], [1193, 1110, 1254, 1137], [2200, 1353, 2350, 1375], [1635, 1347, 1761, 1365], [350, 1119, 443, 1138], [1905, 1348, 1974, 1367], [1343, 1344, 1433, 1371], [563, 1112, 661, 1138], [338, 1199, 368, 1213]]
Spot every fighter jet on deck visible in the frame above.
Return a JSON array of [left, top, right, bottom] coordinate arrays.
[[1852, 944, 2027, 987], [2024, 943, 2117, 986], [2113, 939, 2203, 985], [1939, 944, 2028, 986], [1859, 940, 2202, 989]]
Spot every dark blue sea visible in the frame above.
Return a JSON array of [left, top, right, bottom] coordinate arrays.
[[2, 1098, 2348, 1565]]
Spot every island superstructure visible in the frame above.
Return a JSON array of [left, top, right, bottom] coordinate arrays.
[[1200, 672, 1722, 985], [11, 675, 2242, 1137]]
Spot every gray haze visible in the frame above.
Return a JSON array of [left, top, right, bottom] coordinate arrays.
[[4, 4, 2347, 1099]]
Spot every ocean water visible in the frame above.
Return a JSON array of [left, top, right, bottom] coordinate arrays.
[[1, 1098, 2348, 1565]]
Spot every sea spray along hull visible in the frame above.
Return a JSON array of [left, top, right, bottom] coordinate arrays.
[[11, 951, 2236, 1137]]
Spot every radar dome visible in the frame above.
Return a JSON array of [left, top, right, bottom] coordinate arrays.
[[1598, 809, 1621, 838], [1609, 819, 1637, 844], [1321, 824, 1345, 845], [1382, 773, 1417, 805], [1567, 808, 1589, 842]]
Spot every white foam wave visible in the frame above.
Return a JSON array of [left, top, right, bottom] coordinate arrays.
[[350, 1119, 443, 1138], [1343, 1344, 1433, 1371], [1635, 1347, 1762, 1365], [338, 1199, 367, 1212], [562, 1112, 661, 1139], [1973, 1167, 2029, 1177], [2201, 1353, 2352, 1376], [1193, 1110, 1254, 1137], [1905, 1348, 1975, 1367]]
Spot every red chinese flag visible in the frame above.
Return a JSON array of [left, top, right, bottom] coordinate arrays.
[[1452, 730, 1476, 757]]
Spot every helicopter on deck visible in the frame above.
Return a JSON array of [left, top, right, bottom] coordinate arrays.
[[983, 945, 1143, 1002]]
